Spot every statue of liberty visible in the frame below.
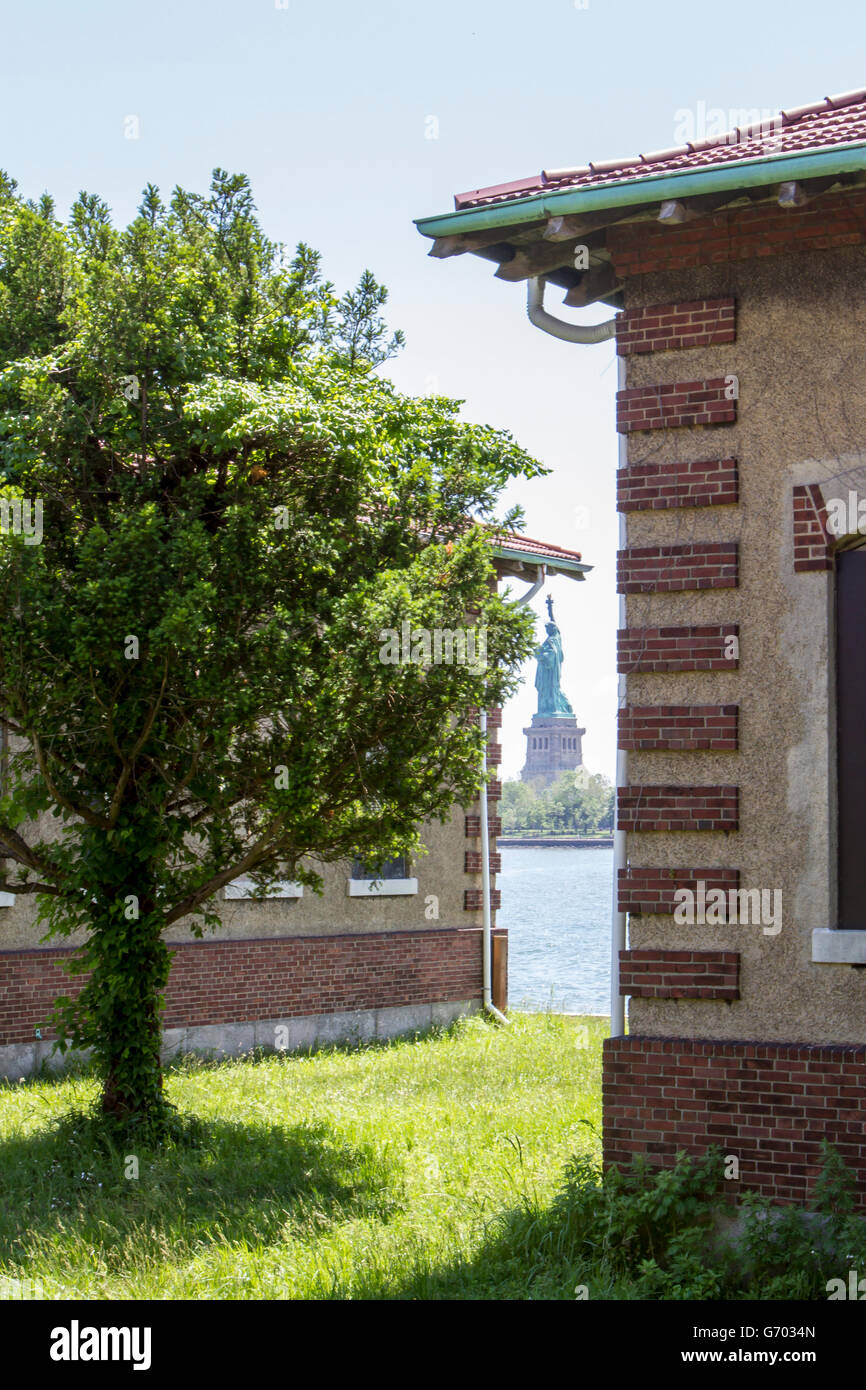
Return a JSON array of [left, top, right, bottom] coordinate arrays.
[[534, 595, 574, 717]]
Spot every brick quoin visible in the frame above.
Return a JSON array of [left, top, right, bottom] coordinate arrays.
[[0, 929, 493, 1046], [616, 298, 736, 356], [465, 814, 502, 837], [617, 458, 738, 512], [464, 850, 502, 874], [618, 705, 738, 752], [608, 189, 866, 278], [616, 379, 736, 433], [463, 888, 502, 911], [617, 625, 739, 673], [618, 948, 740, 1000], [617, 866, 740, 914], [466, 706, 503, 728], [793, 482, 833, 572], [617, 543, 738, 593], [617, 785, 739, 832], [603, 1035, 866, 1208]]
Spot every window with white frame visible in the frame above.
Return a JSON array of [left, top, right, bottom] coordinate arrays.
[[347, 854, 417, 896], [813, 541, 866, 962]]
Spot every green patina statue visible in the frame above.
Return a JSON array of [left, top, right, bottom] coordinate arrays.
[[534, 595, 574, 717]]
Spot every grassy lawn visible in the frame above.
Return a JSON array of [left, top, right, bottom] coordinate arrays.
[[0, 1013, 604, 1300]]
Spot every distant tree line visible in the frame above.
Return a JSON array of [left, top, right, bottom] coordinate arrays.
[[500, 771, 615, 836]]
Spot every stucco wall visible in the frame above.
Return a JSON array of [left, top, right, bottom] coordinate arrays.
[[623, 245, 866, 1045], [0, 800, 478, 950]]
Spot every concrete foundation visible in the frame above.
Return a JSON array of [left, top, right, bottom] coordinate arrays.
[[0, 998, 478, 1079]]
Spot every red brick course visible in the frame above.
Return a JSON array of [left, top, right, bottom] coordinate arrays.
[[616, 379, 737, 433], [617, 543, 738, 593], [616, 298, 736, 356], [608, 189, 866, 278], [618, 948, 740, 1000], [617, 625, 739, 673], [464, 850, 502, 874], [467, 706, 503, 728], [463, 889, 502, 911], [0, 929, 490, 1045], [617, 458, 738, 512], [617, 866, 740, 914], [793, 482, 833, 572], [603, 1034, 866, 1206], [618, 705, 738, 752], [465, 814, 502, 837], [617, 785, 739, 833]]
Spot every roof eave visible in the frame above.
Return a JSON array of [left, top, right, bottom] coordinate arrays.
[[492, 545, 591, 581], [415, 140, 866, 239]]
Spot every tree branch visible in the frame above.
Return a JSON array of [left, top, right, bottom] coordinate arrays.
[[0, 822, 63, 881], [104, 659, 170, 826], [0, 878, 60, 895], [31, 732, 111, 830], [161, 820, 291, 928]]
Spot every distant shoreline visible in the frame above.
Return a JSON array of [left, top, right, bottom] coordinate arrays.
[[497, 835, 614, 848]]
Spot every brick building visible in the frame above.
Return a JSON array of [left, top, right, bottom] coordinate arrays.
[[0, 534, 588, 1077], [417, 88, 866, 1205]]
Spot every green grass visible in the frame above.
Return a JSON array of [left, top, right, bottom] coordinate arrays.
[[0, 1012, 604, 1300]]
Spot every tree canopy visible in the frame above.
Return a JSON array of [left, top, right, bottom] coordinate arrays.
[[0, 168, 545, 1126], [501, 771, 614, 836]]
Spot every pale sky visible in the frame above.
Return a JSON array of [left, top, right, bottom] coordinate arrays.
[[3, 0, 863, 778]]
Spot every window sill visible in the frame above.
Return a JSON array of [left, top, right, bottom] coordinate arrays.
[[812, 928, 866, 963], [224, 878, 303, 900], [347, 878, 418, 897]]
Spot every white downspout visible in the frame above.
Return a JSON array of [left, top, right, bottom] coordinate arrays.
[[480, 562, 548, 1024], [523, 277, 626, 1035], [527, 277, 617, 344], [511, 567, 546, 609], [610, 355, 628, 1037], [479, 707, 508, 1024]]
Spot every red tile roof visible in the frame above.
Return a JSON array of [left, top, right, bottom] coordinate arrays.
[[492, 533, 585, 566], [455, 89, 866, 211]]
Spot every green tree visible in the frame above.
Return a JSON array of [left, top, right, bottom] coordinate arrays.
[[501, 771, 614, 834], [551, 770, 614, 834], [500, 779, 537, 833], [0, 169, 543, 1130]]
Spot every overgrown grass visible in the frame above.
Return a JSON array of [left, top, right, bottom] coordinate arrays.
[[3, 1014, 859, 1300], [0, 1012, 604, 1300]]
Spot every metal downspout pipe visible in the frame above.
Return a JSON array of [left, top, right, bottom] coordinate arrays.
[[522, 281, 626, 1036], [479, 564, 548, 1024], [526, 277, 617, 343], [479, 707, 508, 1025]]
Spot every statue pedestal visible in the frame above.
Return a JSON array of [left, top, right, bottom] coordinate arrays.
[[520, 714, 586, 788]]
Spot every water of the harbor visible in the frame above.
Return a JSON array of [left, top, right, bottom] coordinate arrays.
[[498, 845, 612, 1015]]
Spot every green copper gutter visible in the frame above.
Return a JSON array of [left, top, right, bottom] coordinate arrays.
[[415, 141, 866, 239]]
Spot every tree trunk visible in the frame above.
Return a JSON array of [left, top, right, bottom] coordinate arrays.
[[96, 894, 171, 1125], [70, 865, 173, 1127]]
